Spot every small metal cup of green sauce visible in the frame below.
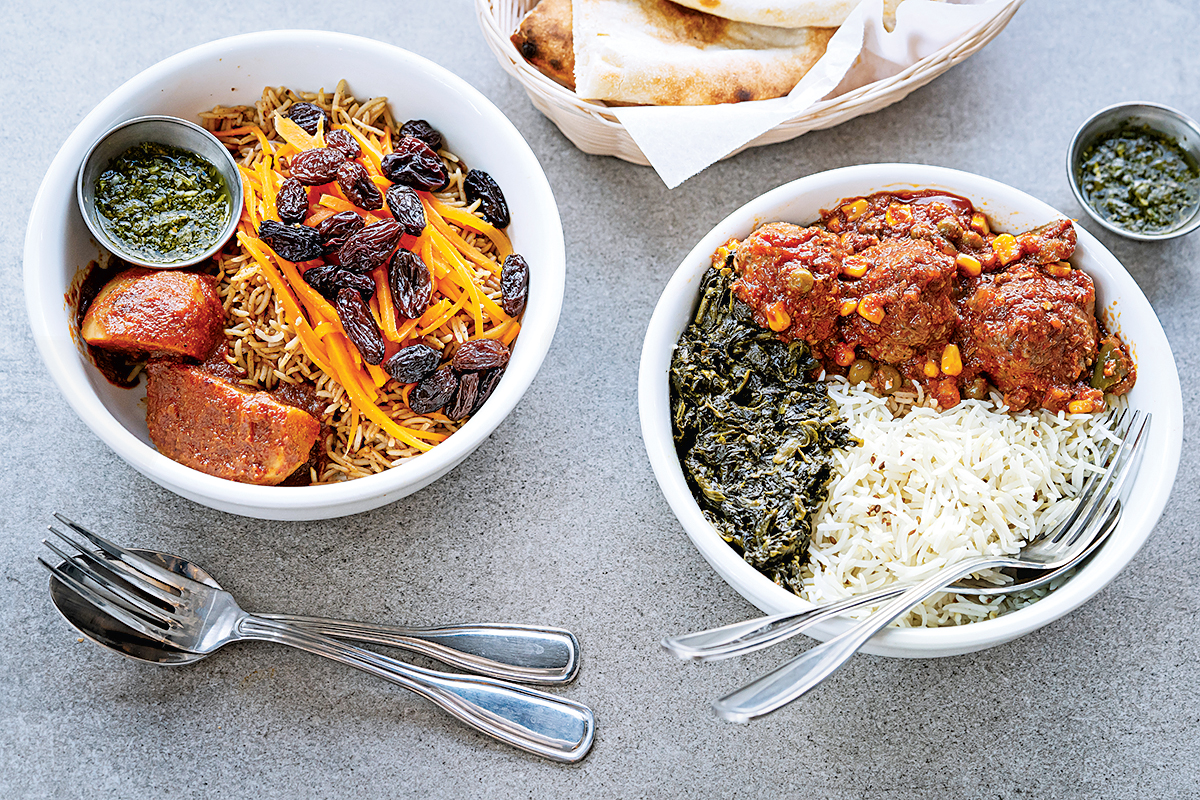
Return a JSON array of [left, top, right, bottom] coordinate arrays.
[[1068, 102, 1200, 242], [77, 115, 243, 268]]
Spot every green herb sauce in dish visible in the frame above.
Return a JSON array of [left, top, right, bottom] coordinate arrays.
[[93, 141, 231, 263], [1078, 125, 1200, 234]]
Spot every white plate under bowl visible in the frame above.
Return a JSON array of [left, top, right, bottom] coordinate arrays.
[[24, 31, 565, 520], [638, 163, 1181, 658]]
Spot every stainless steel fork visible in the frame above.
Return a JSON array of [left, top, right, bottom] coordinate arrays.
[[39, 517, 594, 762], [712, 408, 1149, 722]]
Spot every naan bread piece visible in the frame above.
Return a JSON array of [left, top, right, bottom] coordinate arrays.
[[669, 0, 863, 29], [573, 0, 836, 105], [511, 0, 576, 89]]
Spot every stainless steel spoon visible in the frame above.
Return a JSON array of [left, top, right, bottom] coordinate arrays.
[[50, 548, 580, 684]]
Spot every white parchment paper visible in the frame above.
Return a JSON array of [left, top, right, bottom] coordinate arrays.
[[611, 0, 1022, 188]]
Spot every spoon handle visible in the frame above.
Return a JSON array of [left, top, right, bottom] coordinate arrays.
[[260, 615, 580, 685], [238, 616, 594, 763], [712, 554, 1005, 722]]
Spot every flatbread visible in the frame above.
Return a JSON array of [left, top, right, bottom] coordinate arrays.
[[668, 0, 863, 29], [510, 0, 576, 89], [573, 0, 836, 105]]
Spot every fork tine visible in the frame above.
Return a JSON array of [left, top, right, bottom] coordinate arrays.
[[1044, 411, 1126, 542], [1060, 410, 1149, 546], [47, 525, 181, 605], [52, 514, 190, 592], [42, 536, 181, 624], [38, 556, 174, 645]]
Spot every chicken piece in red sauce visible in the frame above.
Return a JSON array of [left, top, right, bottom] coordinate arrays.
[[730, 222, 848, 344], [840, 238, 958, 367], [724, 189, 1136, 413], [959, 264, 1102, 412], [145, 360, 321, 486]]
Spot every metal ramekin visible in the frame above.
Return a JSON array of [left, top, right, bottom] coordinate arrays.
[[1067, 101, 1200, 242], [76, 115, 243, 268]]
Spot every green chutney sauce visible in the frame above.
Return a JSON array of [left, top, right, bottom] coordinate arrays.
[[1078, 125, 1200, 234], [94, 141, 230, 262]]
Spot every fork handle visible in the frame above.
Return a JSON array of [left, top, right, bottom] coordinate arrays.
[[713, 554, 1009, 722], [662, 582, 915, 662], [236, 615, 594, 762], [259, 615, 580, 685]]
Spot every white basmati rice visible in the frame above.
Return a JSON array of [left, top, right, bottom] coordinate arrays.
[[797, 377, 1122, 628]]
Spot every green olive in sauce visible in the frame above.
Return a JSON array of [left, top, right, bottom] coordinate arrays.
[[93, 141, 230, 262], [1078, 125, 1200, 234]]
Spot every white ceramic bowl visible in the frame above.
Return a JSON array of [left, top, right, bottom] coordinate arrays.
[[24, 31, 565, 520], [639, 164, 1182, 658]]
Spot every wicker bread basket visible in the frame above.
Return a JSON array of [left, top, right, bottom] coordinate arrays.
[[477, 0, 1024, 166]]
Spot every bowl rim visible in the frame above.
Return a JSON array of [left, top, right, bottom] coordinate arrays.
[[24, 30, 565, 519], [75, 114, 244, 269], [1066, 100, 1200, 242], [638, 163, 1183, 657]]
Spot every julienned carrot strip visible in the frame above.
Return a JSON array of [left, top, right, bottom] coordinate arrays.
[[480, 318, 517, 340], [424, 195, 512, 261], [237, 169, 260, 230], [417, 298, 451, 329], [313, 320, 337, 338], [339, 124, 383, 173], [422, 199, 503, 274], [501, 321, 521, 346], [257, 158, 276, 221], [366, 362, 390, 388], [317, 194, 383, 224], [327, 333, 377, 403], [403, 426, 448, 443], [275, 116, 317, 151], [394, 317, 420, 342], [381, 127, 394, 155], [214, 125, 258, 137], [346, 405, 360, 451], [428, 226, 509, 327], [291, 315, 335, 377], [419, 294, 467, 337], [272, 256, 341, 329], [372, 270, 402, 341], [238, 233, 304, 324], [252, 127, 275, 157], [304, 206, 337, 226], [325, 337, 431, 452]]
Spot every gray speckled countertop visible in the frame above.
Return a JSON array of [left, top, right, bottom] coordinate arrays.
[[3, 2, 1198, 798]]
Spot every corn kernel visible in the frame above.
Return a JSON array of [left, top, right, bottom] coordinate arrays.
[[825, 216, 842, 232], [842, 256, 870, 278], [885, 204, 913, 226], [1046, 261, 1072, 278], [940, 343, 963, 376], [923, 360, 940, 378], [839, 299, 859, 316], [765, 301, 791, 332], [955, 253, 982, 277], [970, 213, 990, 235], [834, 342, 857, 367], [993, 233, 1021, 265], [842, 199, 869, 222], [1067, 400, 1094, 414], [857, 295, 885, 324]]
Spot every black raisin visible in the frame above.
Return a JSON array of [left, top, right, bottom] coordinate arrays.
[[383, 343, 441, 384], [399, 119, 443, 152], [336, 160, 384, 210], [409, 365, 458, 415], [380, 136, 448, 191], [325, 128, 361, 159], [337, 220, 403, 274], [290, 147, 347, 185], [302, 264, 375, 303], [388, 248, 432, 319], [285, 102, 332, 136], [471, 366, 506, 415], [258, 220, 323, 262], [276, 178, 309, 224], [335, 287, 385, 365], [316, 211, 365, 255], [385, 184, 426, 236], [463, 170, 510, 229], [501, 253, 529, 316], [452, 339, 510, 372], [445, 371, 479, 421]]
